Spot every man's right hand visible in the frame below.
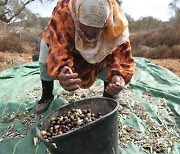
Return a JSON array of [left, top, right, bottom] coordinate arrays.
[[58, 66, 81, 92]]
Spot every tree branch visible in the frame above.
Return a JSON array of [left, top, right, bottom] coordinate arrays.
[[8, 0, 35, 22], [0, 0, 35, 23], [0, 0, 9, 6]]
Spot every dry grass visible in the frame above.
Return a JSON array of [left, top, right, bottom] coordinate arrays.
[[0, 32, 23, 53], [149, 59, 180, 77], [0, 30, 41, 54], [130, 25, 180, 59], [0, 26, 180, 77]]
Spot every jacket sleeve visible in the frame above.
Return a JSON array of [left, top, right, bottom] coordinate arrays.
[[43, 0, 75, 79], [46, 40, 74, 79], [106, 39, 135, 84]]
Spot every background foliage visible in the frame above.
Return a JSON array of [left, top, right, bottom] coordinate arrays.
[[0, 0, 179, 58]]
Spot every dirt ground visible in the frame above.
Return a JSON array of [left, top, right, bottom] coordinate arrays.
[[0, 52, 32, 71], [149, 58, 180, 77], [0, 52, 180, 77]]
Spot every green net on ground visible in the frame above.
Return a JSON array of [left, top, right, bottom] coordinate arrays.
[[0, 57, 179, 154]]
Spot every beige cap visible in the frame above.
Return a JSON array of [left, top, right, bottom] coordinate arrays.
[[78, 0, 110, 28]]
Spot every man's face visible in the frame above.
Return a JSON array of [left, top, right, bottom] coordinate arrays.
[[79, 22, 102, 40]]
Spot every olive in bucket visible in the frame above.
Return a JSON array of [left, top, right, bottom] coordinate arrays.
[[41, 108, 102, 141]]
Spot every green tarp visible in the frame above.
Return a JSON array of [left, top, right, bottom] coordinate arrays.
[[0, 57, 179, 154]]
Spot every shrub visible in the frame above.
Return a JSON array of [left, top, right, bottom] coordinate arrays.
[[0, 32, 23, 53], [0, 28, 42, 54], [148, 45, 171, 59], [170, 45, 180, 58], [130, 25, 180, 59]]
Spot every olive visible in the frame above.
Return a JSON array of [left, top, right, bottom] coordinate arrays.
[[54, 125, 60, 130], [71, 108, 76, 113], [43, 135, 47, 139], [41, 130, 46, 136], [82, 110, 87, 114], [92, 117, 96, 121], [46, 132, 51, 137], [98, 112, 102, 116], [41, 108, 103, 140], [58, 116, 64, 121], [87, 113, 91, 117], [50, 127, 54, 131], [50, 117, 56, 122], [58, 131, 63, 135], [91, 113, 95, 117]]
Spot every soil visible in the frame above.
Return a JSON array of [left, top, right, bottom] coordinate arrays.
[[0, 52, 180, 77], [149, 58, 180, 77], [0, 52, 32, 71]]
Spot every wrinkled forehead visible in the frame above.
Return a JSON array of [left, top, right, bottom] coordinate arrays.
[[77, 0, 111, 28]]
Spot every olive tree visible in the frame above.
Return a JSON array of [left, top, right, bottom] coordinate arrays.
[[0, 0, 53, 23], [169, 0, 180, 25]]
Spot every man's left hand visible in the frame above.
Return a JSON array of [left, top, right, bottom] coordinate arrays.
[[105, 75, 125, 96]]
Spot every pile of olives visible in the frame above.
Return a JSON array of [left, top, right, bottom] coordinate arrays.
[[41, 108, 102, 141]]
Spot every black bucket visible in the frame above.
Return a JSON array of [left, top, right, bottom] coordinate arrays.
[[36, 97, 119, 154]]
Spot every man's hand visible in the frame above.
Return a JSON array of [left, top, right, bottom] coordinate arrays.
[[58, 66, 81, 92], [105, 75, 125, 96]]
